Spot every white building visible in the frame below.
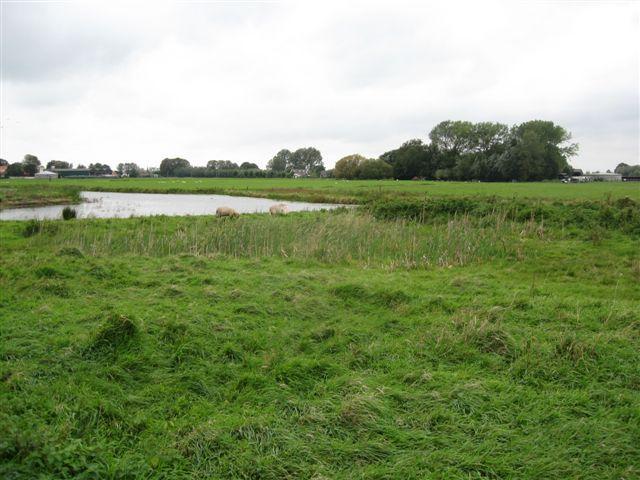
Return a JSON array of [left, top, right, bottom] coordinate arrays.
[[584, 173, 622, 182], [34, 171, 59, 179]]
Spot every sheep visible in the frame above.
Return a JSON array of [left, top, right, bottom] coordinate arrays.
[[269, 203, 289, 215], [216, 206, 239, 218]]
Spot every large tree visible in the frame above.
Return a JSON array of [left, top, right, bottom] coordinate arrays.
[[358, 159, 393, 179], [239, 162, 259, 170], [160, 158, 190, 177], [22, 154, 41, 176], [290, 147, 323, 175], [380, 139, 435, 180], [614, 163, 640, 176], [207, 160, 239, 170], [267, 149, 292, 172], [7, 162, 24, 177], [334, 154, 365, 179], [46, 160, 72, 170], [117, 163, 141, 177], [428, 121, 475, 153], [499, 120, 577, 181], [89, 163, 112, 175]]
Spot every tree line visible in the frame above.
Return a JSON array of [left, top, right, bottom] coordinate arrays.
[[335, 120, 579, 181], [614, 163, 640, 177], [159, 147, 325, 178], [1, 120, 593, 181]]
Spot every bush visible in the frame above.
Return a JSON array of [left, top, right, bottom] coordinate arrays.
[[62, 207, 77, 220]]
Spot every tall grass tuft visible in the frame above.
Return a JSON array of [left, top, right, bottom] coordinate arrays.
[[44, 211, 530, 268], [62, 207, 77, 220]]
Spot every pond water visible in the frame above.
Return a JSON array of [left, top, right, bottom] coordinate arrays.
[[0, 191, 342, 221]]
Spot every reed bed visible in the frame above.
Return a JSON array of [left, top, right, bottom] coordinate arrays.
[[28, 211, 530, 267]]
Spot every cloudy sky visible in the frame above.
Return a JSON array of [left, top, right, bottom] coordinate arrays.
[[1, 0, 638, 171]]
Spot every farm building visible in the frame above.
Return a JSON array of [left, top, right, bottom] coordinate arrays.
[[34, 171, 59, 179], [584, 173, 622, 181], [567, 172, 622, 182], [53, 168, 92, 178]]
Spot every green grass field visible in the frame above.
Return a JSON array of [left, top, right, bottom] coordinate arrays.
[[1, 177, 638, 209], [1, 183, 639, 478]]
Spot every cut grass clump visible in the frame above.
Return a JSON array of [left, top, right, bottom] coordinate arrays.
[[331, 283, 412, 309], [58, 246, 84, 258], [22, 219, 57, 238], [452, 313, 517, 359], [274, 358, 340, 391], [35, 266, 66, 279], [555, 333, 598, 364], [85, 314, 140, 354], [161, 320, 189, 344]]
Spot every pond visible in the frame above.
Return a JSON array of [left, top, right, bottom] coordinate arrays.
[[0, 191, 342, 221]]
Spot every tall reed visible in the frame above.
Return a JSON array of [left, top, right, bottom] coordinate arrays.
[[33, 211, 530, 267]]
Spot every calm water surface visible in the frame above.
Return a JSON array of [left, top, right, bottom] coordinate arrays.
[[0, 191, 341, 220]]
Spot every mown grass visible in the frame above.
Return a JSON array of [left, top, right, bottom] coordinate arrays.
[[1, 204, 639, 478], [1, 177, 638, 209]]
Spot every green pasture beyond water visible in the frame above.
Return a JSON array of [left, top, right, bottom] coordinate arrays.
[[1, 177, 639, 208], [1, 204, 639, 478]]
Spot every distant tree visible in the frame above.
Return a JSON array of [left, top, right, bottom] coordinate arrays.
[[428, 121, 476, 153], [358, 159, 393, 179], [240, 162, 259, 170], [290, 147, 323, 175], [471, 122, 510, 155], [160, 158, 190, 176], [46, 160, 72, 170], [614, 162, 640, 176], [77, 164, 86, 169], [498, 120, 577, 181], [0, 159, 8, 166], [22, 154, 41, 176], [117, 163, 141, 177], [310, 163, 326, 177], [381, 139, 435, 180], [7, 162, 24, 176], [334, 154, 365, 179], [89, 163, 112, 175], [207, 160, 239, 170], [267, 149, 292, 172]]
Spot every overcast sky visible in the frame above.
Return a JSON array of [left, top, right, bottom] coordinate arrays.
[[1, 0, 638, 171]]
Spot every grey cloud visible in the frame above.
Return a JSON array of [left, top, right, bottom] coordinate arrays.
[[1, 3, 146, 82]]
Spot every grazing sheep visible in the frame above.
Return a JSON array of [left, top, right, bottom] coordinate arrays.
[[216, 206, 239, 218], [269, 203, 289, 215]]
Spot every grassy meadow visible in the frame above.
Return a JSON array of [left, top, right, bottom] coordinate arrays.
[[1, 177, 639, 209], [1, 181, 639, 478]]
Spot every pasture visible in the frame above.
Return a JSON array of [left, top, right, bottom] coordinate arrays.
[[0, 181, 639, 478], [1, 177, 639, 209]]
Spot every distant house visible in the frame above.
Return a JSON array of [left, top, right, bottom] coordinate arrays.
[[35, 171, 59, 179], [292, 169, 307, 178], [0, 164, 7, 177]]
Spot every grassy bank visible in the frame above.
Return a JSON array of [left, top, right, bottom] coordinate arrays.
[[0, 181, 82, 209], [1, 177, 639, 209], [1, 207, 639, 478]]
